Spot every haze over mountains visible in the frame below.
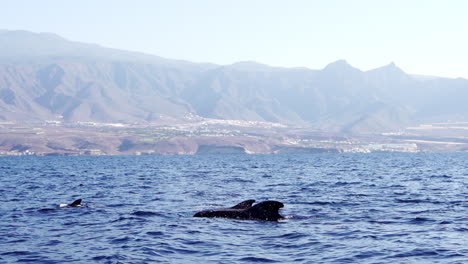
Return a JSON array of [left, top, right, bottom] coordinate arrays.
[[1, 30, 468, 134]]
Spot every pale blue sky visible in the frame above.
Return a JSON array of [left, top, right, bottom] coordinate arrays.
[[1, 0, 467, 78]]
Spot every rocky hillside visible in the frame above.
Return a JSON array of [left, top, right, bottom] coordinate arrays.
[[1, 30, 468, 134]]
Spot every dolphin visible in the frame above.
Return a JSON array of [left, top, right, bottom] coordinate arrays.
[[59, 199, 83, 208], [193, 200, 284, 221]]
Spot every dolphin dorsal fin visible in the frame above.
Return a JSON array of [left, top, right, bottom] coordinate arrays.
[[248, 201, 284, 221], [231, 199, 256, 209], [69, 199, 82, 207]]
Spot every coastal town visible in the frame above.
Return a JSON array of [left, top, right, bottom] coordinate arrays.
[[1, 119, 466, 156]]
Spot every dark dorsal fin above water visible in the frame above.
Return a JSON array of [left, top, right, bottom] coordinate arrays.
[[231, 199, 256, 209], [247, 201, 284, 221], [69, 199, 82, 207]]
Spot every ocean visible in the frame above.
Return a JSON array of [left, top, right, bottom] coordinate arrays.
[[0, 153, 466, 263]]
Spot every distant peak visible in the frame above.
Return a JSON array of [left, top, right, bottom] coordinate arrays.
[[326, 59, 349, 66], [368, 62, 406, 75], [385, 62, 397, 68], [322, 59, 361, 73], [324, 60, 351, 69]]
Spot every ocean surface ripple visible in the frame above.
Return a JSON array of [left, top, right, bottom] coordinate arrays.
[[0, 153, 467, 263]]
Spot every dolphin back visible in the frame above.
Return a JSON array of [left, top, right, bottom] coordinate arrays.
[[230, 199, 256, 209], [193, 200, 284, 221], [193, 209, 245, 218]]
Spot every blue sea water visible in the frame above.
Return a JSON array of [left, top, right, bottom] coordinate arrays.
[[0, 153, 467, 264]]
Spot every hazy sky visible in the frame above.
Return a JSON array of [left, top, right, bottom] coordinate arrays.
[[1, 0, 467, 78]]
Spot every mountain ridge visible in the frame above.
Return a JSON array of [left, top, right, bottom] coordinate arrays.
[[1, 30, 468, 134]]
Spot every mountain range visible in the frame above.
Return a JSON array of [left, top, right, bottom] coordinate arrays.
[[1, 30, 468, 134]]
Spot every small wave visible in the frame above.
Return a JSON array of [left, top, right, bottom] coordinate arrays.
[[304, 201, 333, 205], [272, 232, 309, 240], [0, 251, 32, 256], [111, 216, 148, 223], [131, 210, 164, 217], [304, 201, 360, 206], [395, 199, 432, 204], [227, 178, 255, 183], [146, 231, 164, 237], [37, 208, 56, 213], [239, 256, 279, 263], [140, 247, 164, 257], [266, 183, 289, 187], [368, 220, 398, 225], [324, 230, 361, 237], [110, 236, 132, 244], [354, 250, 385, 259], [430, 174, 452, 178], [172, 248, 198, 255], [5, 239, 28, 244], [345, 193, 369, 197], [449, 200, 467, 205], [16, 257, 46, 263], [409, 217, 434, 223], [388, 248, 439, 258], [92, 254, 127, 261], [334, 181, 360, 186], [43, 239, 62, 246]]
